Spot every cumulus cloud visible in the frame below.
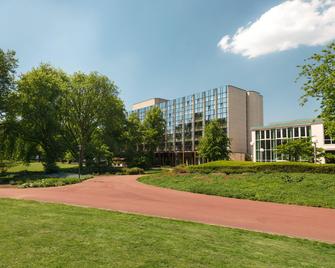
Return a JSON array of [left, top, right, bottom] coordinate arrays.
[[218, 0, 335, 58]]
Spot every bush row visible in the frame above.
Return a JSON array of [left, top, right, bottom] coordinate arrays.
[[19, 175, 93, 188], [184, 161, 335, 174], [117, 167, 144, 175]]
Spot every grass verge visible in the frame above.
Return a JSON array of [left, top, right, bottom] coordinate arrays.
[[0, 199, 334, 267], [139, 172, 335, 208]]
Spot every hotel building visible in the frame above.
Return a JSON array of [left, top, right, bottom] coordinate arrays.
[[131, 85, 263, 165], [250, 119, 335, 163]]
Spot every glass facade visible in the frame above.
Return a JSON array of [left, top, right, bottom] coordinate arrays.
[[254, 125, 312, 162], [132, 87, 228, 152]]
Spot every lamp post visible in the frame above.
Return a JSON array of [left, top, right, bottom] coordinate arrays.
[[311, 137, 318, 163], [260, 148, 264, 162], [78, 144, 82, 179]]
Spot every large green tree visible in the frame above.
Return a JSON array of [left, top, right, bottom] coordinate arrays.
[[276, 138, 315, 162], [122, 112, 143, 165], [0, 49, 18, 172], [9, 64, 68, 172], [198, 119, 230, 161], [60, 72, 125, 170], [142, 106, 165, 166], [297, 42, 335, 137], [0, 49, 18, 118]]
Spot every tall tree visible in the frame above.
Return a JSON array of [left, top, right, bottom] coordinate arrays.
[[0, 49, 18, 171], [142, 106, 165, 165], [122, 112, 143, 165], [10, 64, 68, 172], [0, 49, 18, 118], [60, 72, 125, 170], [297, 42, 335, 137], [198, 119, 230, 161]]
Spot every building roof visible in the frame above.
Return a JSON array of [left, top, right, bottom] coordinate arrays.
[[251, 118, 323, 130]]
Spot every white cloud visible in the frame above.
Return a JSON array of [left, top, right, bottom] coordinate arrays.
[[218, 0, 335, 58]]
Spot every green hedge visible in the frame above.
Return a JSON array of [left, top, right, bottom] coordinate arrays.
[[118, 167, 145, 175], [186, 161, 335, 174], [19, 175, 93, 188]]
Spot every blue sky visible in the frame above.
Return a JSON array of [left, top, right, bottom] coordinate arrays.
[[1, 0, 334, 123]]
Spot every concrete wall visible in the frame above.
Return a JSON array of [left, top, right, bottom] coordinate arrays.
[[227, 86, 263, 156], [246, 91, 263, 154], [227, 85, 248, 154], [132, 98, 168, 110]]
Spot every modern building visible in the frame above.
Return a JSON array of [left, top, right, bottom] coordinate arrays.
[[131, 85, 263, 165], [250, 119, 335, 163]]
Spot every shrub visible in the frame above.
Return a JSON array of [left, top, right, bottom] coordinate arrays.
[[18, 175, 93, 188], [121, 167, 144, 175], [186, 161, 335, 174]]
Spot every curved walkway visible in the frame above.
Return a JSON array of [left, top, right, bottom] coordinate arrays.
[[1, 175, 335, 243]]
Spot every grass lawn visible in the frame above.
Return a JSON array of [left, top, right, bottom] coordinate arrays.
[[0, 199, 334, 267], [139, 172, 335, 208]]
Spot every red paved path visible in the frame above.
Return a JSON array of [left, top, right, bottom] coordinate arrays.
[[1, 175, 335, 243]]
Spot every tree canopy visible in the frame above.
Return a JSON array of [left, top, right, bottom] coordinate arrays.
[[10, 64, 68, 172], [60, 71, 125, 170], [297, 42, 335, 137], [0, 49, 18, 118], [276, 138, 316, 162], [198, 119, 230, 161]]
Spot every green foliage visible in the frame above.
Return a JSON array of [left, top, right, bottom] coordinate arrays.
[[60, 71, 125, 171], [198, 119, 230, 161], [276, 138, 314, 161], [142, 106, 165, 152], [297, 42, 335, 137], [119, 167, 144, 175], [18, 175, 92, 188], [0, 49, 18, 116], [8, 64, 68, 173], [2, 199, 335, 267], [186, 160, 335, 174], [142, 106, 165, 165], [140, 172, 335, 208], [122, 112, 143, 165], [0, 49, 18, 172]]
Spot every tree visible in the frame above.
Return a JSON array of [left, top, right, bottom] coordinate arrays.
[[9, 64, 68, 173], [198, 119, 230, 161], [276, 138, 315, 162], [297, 42, 335, 138], [142, 106, 165, 166], [59, 72, 125, 170], [0, 49, 18, 172], [122, 112, 143, 165], [0, 49, 18, 118]]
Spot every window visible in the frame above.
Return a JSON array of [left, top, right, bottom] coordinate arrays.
[[300, 127, 306, 137], [282, 129, 287, 138], [294, 127, 299, 137], [261, 131, 265, 139], [276, 129, 281, 138], [266, 130, 270, 139]]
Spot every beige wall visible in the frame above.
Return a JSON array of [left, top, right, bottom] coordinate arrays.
[[227, 86, 263, 156], [132, 98, 168, 110], [246, 91, 263, 154], [227, 85, 247, 154]]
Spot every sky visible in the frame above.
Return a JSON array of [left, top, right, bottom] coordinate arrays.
[[1, 0, 335, 124]]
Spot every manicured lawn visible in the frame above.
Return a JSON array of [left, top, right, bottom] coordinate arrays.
[[0, 199, 334, 267], [139, 172, 335, 208]]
